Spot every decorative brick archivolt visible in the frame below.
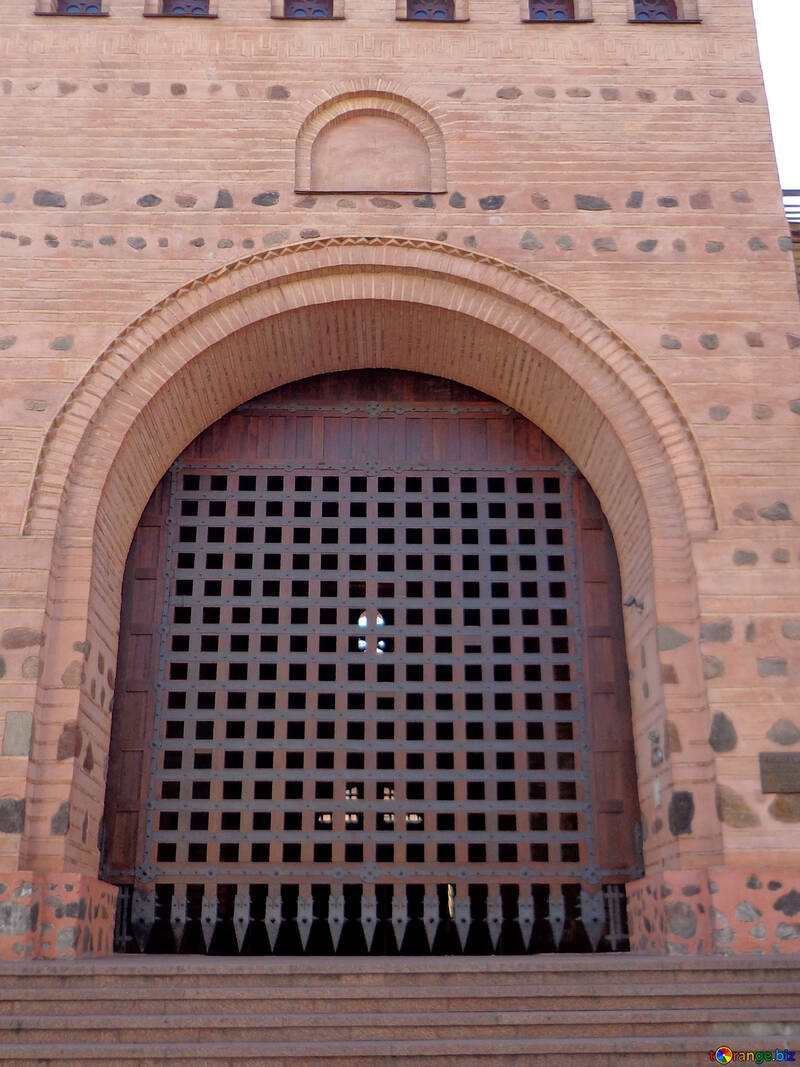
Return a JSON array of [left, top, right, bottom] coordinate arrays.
[[295, 91, 447, 193], [19, 236, 718, 875]]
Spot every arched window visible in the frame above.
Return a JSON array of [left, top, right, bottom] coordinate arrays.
[[55, 0, 103, 12], [406, 0, 454, 19], [161, 0, 210, 12], [528, 0, 575, 20], [284, 0, 334, 14], [633, 0, 678, 20]]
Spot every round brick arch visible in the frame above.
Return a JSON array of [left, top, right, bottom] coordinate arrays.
[[20, 237, 719, 874]]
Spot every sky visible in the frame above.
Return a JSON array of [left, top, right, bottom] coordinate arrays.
[[752, 0, 800, 189]]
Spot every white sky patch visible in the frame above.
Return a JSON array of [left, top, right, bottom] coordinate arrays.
[[752, 0, 800, 188]]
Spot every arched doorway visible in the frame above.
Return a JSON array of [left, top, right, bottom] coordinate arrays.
[[103, 370, 641, 955]]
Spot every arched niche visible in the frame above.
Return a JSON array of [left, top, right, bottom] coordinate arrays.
[[296, 91, 446, 193]]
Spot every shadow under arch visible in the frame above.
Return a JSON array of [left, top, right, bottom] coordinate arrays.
[[20, 236, 719, 877]]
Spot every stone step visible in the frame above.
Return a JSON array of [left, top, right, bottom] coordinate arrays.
[[3, 979, 797, 1015], [2, 1008, 798, 1044], [1, 1036, 798, 1067]]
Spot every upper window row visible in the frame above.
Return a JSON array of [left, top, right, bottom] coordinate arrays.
[[40, 1, 699, 23]]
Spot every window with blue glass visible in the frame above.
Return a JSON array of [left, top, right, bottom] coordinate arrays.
[[162, 0, 210, 13], [528, 0, 575, 20], [56, 0, 102, 12], [284, 0, 334, 16], [634, 0, 677, 20], [406, 0, 455, 20]]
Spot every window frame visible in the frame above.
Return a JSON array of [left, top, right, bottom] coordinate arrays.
[[142, 0, 219, 16], [521, 0, 593, 23], [35, 0, 110, 15], [627, 0, 701, 23], [395, 0, 469, 24], [271, 0, 345, 19]]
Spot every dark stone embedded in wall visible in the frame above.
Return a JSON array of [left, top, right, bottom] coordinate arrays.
[[413, 195, 435, 209], [99, 236, 116, 246], [1, 628, 44, 649], [779, 237, 793, 251], [0, 337, 16, 350], [252, 192, 279, 207], [175, 194, 197, 208], [758, 501, 791, 521], [626, 190, 643, 208], [758, 658, 788, 677], [158, 238, 169, 248], [370, 197, 400, 208], [706, 241, 724, 253], [575, 194, 611, 211], [478, 195, 505, 211], [747, 874, 763, 890], [299, 230, 319, 240], [594, 237, 617, 252], [243, 239, 255, 249], [637, 240, 657, 252], [690, 190, 712, 209], [787, 335, 800, 350], [658, 197, 679, 208], [436, 231, 447, 240], [0, 798, 25, 834], [25, 400, 47, 411], [534, 87, 555, 99], [556, 235, 575, 250], [773, 548, 791, 564], [127, 237, 146, 250], [49, 336, 73, 352], [57, 722, 82, 761], [703, 656, 724, 679], [662, 661, 677, 684], [601, 88, 620, 101], [497, 86, 522, 99], [752, 404, 773, 421], [716, 784, 759, 828], [171, 83, 187, 96], [674, 88, 694, 100], [733, 503, 756, 521], [60, 661, 83, 688], [709, 712, 737, 752], [190, 238, 205, 247], [769, 796, 800, 823], [83, 744, 94, 774], [737, 90, 756, 103], [520, 231, 543, 250], [699, 333, 719, 350], [733, 550, 758, 566], [263, 230, 290, 246], [656, 625, 690, 651], [530, 193, 550, 209], [2, 713, 33, 758], [637, 89, 656, 103], [665, 901, 696, 939], [21, 657, 42, 679], [464, 236, 477, 248], [215, 189, 234, 209], [34, 190, 66, 208], [81, 193, 107, 207], [700, 620, 733, 643], [709, 89, 727, 99], [449, 192, 466, 208], [566, 87, 590, 98], [447, 88, 465, 99], [268, 85, 290, 100], [748, 237, 768, 250], [673, 239, 687, 252], [51, 802, 70, 837], [0, 657, 5, 678], [732, 189, 751, 203], [774, 890, 800, 916], [132, 82, 150, 96], [665, 720, 682, 754], [94, 82, 108, 93], [745, 331, 764, 347], [661, 335, 681, 350], [137, 194, 162, 208], [218, 239, 234, 249], [780, 623, 800, 642], [57, 81, 77, 96], [669, 791, 695, 836]]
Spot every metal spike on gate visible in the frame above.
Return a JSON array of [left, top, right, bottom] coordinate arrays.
[[454, 895, 471, 940], [233, 891, 249, 952], [423, 893, 439, 939], [486, 893, 503, 951], [130, 890, 155, 953], [265, 893, 282, 946], [391, 893, 406, 946], [549, 893, 565, 948], [580, 887, 606, 951], [518, 893, 534, 944], [296, 894, 313, 950], [328, 893, 345, 950], [170, 893, 187, 949], [201, 892, 216, 950], [361, 893, 377, 948]]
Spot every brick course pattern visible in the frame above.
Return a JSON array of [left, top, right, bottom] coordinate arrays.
[[0, 0, 799, 956]]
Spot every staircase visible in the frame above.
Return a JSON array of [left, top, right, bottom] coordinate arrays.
[[0, 955, 798, 1065]]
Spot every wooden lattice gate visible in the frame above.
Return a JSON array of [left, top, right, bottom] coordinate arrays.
[[103, 370, 642, 955]]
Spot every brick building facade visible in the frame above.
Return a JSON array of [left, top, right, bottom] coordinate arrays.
[[1, 0, 799, 958]]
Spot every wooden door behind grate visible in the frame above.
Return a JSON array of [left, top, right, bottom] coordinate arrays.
[[104, 371, 641, 955]]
